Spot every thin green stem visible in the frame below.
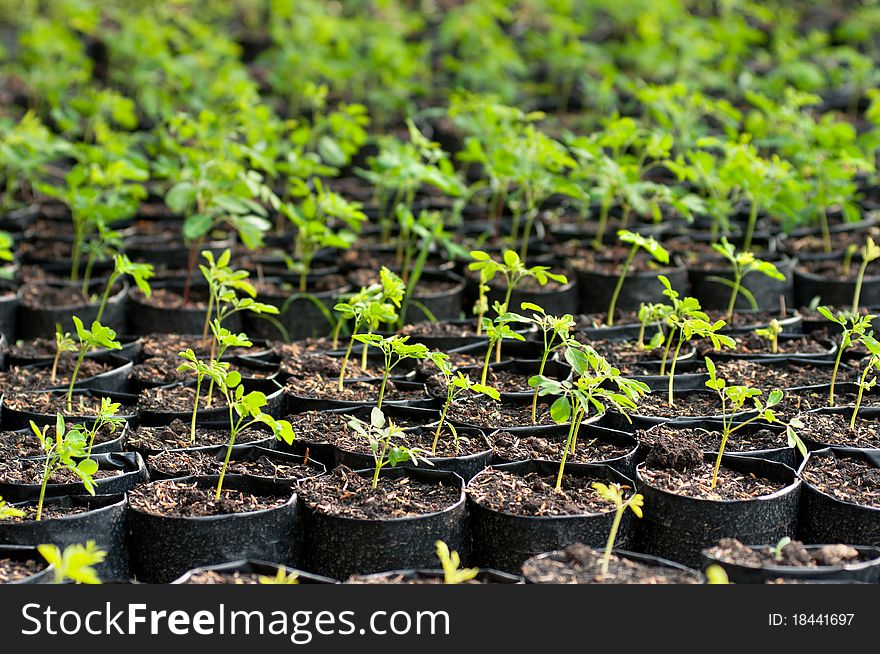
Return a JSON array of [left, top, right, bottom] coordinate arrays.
[[555, 409, 581, 491], [601, 506, 624, 577], [667, 337, 684, 407], [66, 349, 86, 413], [829, 339, 846, 407], [852, 364, 873, 429], [606, 245, 637, 327]]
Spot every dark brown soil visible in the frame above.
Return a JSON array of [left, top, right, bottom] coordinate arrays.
[[704, 310, 792, 331], [797, 257, 880, 281], [0, 503, 91, 523], [280, 352, 385, 380], [630, 392, 728, 419], [137, 385, 228, 413], [131, 356, 190, 385], [476, 368, 549, 394], [180, 570, 289, 584], [0, 358, 115, 392], [420, 352, 488, 379], [271, 339, 337, 359], [569, 249, 676, 274], [132, 287, 208, 310], [338, 424, 487, 458], [284, 377, 426, 403], [0, 423, 122, 459], [446, 396, 557, 427], [299, 466, 461, 519], [19, 283, 90, 309], [582, 339, 670, 366], [146, 449, 316, 480], [637, 424, 787, 454], [716, 360, 839, 389], [349, 268, 460, 295], [128, 480, 291, 517], [400, 321, 479, 339], [706, 538, 865, 568], [140, 334, 257, 359], [785, 228, 880, 258], [467, 468, 616, 517], [2, 392, 135, 418], [0, 459, 122, 485], [346, 572, 486, 584], [702, 331, 832, 357], [0, 558, 43, 583], [522, 543, 701, 584], [286, 411, 354, 445], [8, 338, 68, 360], [799, 411, 880, 448], [575, 310, 642, 328], [801, 454, 880, 508], [126, 420, 265, 451], [489, 430, 633, 463]]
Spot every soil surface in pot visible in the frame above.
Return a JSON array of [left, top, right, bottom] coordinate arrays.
[[137, 385, 228, 413], [629, 392, 726, 419], [797, 258, 880, 280], [801, 455, 880, 508], [140, 334, 255, 359], [0, 423, 122, 459], [179, 570, 291, 584], [800, 412, 880, 448], [299, 466, 460, 519], [705, 311, 791, 331], [349, 269, 460, 294], [637, 424, 786, 454], [785, 229, 880, 257], [489, 430, 632, 463], [523, 543, 701, 584], [568, 246, 675, 273], [284, 375, 425, 403], [421, 352, 490, 378], [706, 538, 866, 568], [582, 340, 668, 366], [0, 459, 122, 484], [281, 353, 386, 380], [0, 503, 91, 522], [254, 275, 346, 297], [0, 557, 42, 583], [131, 287, 208, 311], [640, 443, 787, 501], [2, 392, 133, 418], [0, 358, 115, 392], [400, 320, 479, 339], [701, 331, 832, 357], [133, 356, 274, 386], [128, 480, 289, 518], [346, 572, 488, 585], [467, 468, 615, 516], [575, 310, 641, 328], [716, 360, 840, 389], [446, 396, 556, 427], [146, 450, 314, 480], [339, 424, 486, 458], [127, 420, 264, 451], [19, 283, 90, 309]]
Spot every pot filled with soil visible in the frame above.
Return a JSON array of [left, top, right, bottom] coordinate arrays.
[[124, 419, 273, 456], [172, 560, 337, 584], [701, 537, 880, 584], [298, 465, 467, 580], [127, 475, 300, 583], [348, 268, 466, 322], [794, 257, 880, 308], [0, 352, 133, 394], [798, 408, 880, 450], [0, 545, 51, 584], [0, 389, 138, 430], [0, 422, 128, 457], [127, 280, 239, 336], [16, 279, 127, 340]]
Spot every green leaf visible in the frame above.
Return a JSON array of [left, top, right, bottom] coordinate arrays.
[[550, 396, 572, 424], [183, 213, 213, 241]]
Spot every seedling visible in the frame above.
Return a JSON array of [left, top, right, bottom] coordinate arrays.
[[817, 308, 875, 406], [96, 254, 154, 323], [850, 333, 880, 428], [770, 536, 792, 562], [29, 415, 98, 521], [480, 307, 527, 385], [83, 397, 125, 457], [592, 482, 644, 577], [656, 275, 708, 375], [704, 358, 805, 488], [636, 302, 671, 351], [66, 317, 121, 412], [38, 541, 106, 584], [427, 353, 500, 455], [705, 565, 731, 584], [472, 266, 492, 336], [347, 408, 432, 490], [353, 334, 431, 410], [50, 324, 77, 385], [531, 346, 649, 490], [709, 238, 786, 322], [508, 302, 577, 423], [259, 569, 300, 585], [852, 237, 880, 312], [469, 250, 568, 318], [178, 339, 237, 445], [754, 319, 783, 354], [0, 496, 24, 520], [435, 540, 479, 584], [665, 314, 735, 406], [606, 230, 670, 326]]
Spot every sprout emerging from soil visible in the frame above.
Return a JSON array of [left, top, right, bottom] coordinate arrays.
[[38, 541, 106, 584], [436, 540, 479, 584]]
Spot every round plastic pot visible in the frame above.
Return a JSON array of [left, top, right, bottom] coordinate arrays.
[[6, 335, 142, 367], [299, 467, 467, 581], [0, 292, 18, 343], [717, 309, 802, 335], [601, 390, 758, 433], [799, 406, 880, 451], [575, 262, 689, 315], [347, 568, 523, 584], [137, 379, 285, 427], [634, 454, 801, 567], [404, 271, 466, 323], [171, 560, 337, 584], [336, 425, 491, 482], [797, 448, 880, 547], [466, 460, 637, 574], [129, 355, 278, 393], [522, 548, 704, 584], [122, 229, 232, 270], [700, 544, 880, 584], [17, 351, 133, 394], [285, 380, 434, 413], [0, 494, 129, 581], [445, 337, 545, 364], [242, 275, 348, 342], [0, 389, 138, 430], [0, 451, 146, 502], [127, 475, 300, 583], [705, 334, 837, 363], [146, 443, 325, 485], [0, 545, 52, 585], [398, 319, 488, 351], [688, 256, 796, 313], [126, 280, 241, 336], [16, 280, 128, 340], [482, 275, 578, 320], [572, 318, 652, 342], [794, 266, 880, 309]]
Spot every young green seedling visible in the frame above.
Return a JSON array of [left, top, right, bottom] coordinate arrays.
[[852, 237, 880, 312], [850, 333, 880, 428], [38, 541, 106, 584], [469, 249, 568, 318], [29, 415, 98, 521], [472, 266, 492, 336], [656, 274, 710, 376], [592, 482, 645, 577], [710, 238, 786, 322], [636, 302, 672, 351], [817, 308, 875, 406], [347, 408, 432, 490], [606, 230, 670, 326], [435, 540, 479, 584], [353, 334, 431, 410], [508, 302, 576, 423], [66, 317, 121, 413], [177, 347, 232, 445], [705, 565, 731, 584], [427, 352, 500, 455], [704, 357, 804, 489], [96, 254, 154, 323], [770, 536, 792, 562], [665, 314, 735, 406], [754, 319, 783, 355], [259, 568, 300, 585], [50, 323, 77, 385], [0, 496, 24, 520], [83, 397, 126, 457], [531, 346, 649, 490], [480, 307, 527, 385]]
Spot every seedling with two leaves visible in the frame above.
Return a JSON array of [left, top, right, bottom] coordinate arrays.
[[754, 319, 783, 355]]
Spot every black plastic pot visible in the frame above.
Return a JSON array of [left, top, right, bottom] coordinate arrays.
[[285, 379, 434, 413], [0, 545, 51, 584], [126, 280, 241, 336], [441, 357, 571, 401], [0, 494, 129, 581], [794, 265, 880, 308], [574, 261, 689, 316], [16, 351, 133, 394], [171, 560, 337, 584], [446, 337, 545, 364], [481, 272, 578, 319], [0, 292, 18, 342], [700, 544, 880, 584], [717, 309, 802, 335], [404, 271, 467, 323], [688, 256, 796, 312], [635, 454, 801, 567], [703, 333, 837, 363], [16, 280, 128, 340], [0, 452, 146, 502], [122, 228, 233, 270], [398, 319, 488, 351], [797, 448, 880, 546], [466, 460, 637, 574], [601, 390, 758, 432], [299, 467, 467, 580], [0, 389, 138, 430], [522, 547, 704, 584], [798, 406, 880, 451], [127, 475, 300, 583], [6, 335, 142, 367], [137, 379, 285, 427], [6, 423, 128, 457]]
